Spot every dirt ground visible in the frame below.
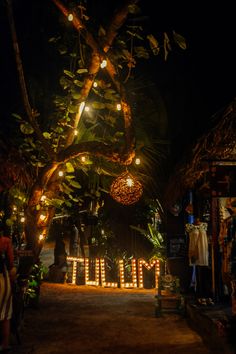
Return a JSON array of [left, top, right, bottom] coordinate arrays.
[[9, 281, 211, 354]]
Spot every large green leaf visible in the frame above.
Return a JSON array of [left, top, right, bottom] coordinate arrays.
[[134, 46, 150, 59], [92, 102, 106, 109], [68, 180, 82, 189], [20, 123, 34, 135], [63, 70, 75, 78], [76, 68, 88, 74], [147, 34, 160, 56], [43, 132, 51, 139], [66, 162, 74, 173], [48, 198, 65, 208], [61, 182, 74, 194], [173, 30, 187, 50], [12, 113, 22, 121]]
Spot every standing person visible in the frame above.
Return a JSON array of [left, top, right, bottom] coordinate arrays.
[[0, 229, 16, 352], [69, 223, 80, 257], [52, 237, 68, 283]]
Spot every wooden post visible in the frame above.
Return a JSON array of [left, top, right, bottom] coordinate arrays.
[[211, 196, 218, 300]]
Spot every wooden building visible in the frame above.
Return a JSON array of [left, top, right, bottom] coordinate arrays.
[[163, 97, 236, 302]]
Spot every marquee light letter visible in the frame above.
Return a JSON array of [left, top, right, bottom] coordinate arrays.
[[66, 257, 160, 289], [67, 256, 84, 284], [100, 258, 118, 288], [119, 259, 138, 288], [138, 258, 160, 288], [85, 258, 100, 286]]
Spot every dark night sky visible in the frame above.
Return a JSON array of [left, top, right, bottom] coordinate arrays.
[[1, 0, 236, 159], [140, 1, 236, 151]]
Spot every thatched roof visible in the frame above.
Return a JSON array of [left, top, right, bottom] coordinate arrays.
[[164, 97, 236, 207]]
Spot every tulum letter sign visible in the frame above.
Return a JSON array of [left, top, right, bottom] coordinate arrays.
[[67, 257, 160, 288]]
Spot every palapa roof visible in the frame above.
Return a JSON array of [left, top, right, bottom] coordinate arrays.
[[164, 97, 236, 207]]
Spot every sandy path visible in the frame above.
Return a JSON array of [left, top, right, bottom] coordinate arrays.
[[10, 282, 210, 354]]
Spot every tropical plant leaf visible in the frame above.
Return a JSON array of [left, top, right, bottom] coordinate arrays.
[[163, 32, 171, 61], [68, 180, 82, 189], [20, 123, 34, 135], [66, 162, 74, 173], [173, 30, 187, 50], [147, 34, 160, 56]]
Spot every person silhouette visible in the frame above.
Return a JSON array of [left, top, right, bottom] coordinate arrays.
[[0, 228, 16, 351], [69, 223, 79, 257]]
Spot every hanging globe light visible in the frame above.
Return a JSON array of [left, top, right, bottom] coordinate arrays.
[[110, 171, 143, 205]]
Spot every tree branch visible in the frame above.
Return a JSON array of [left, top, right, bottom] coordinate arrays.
[[103, 0, 140, 52], [57, 141, 135, 165], [52, 0, 136, 159], [6, 0, 56, 160]]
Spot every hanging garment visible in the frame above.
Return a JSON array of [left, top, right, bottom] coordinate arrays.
[[185, 222, 209, 266]]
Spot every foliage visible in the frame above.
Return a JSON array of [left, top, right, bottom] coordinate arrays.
[[130, 223, 166, 262], [89, 218, 135, 281], [25, 262, 48, 305], [1, 0, 187, 272]]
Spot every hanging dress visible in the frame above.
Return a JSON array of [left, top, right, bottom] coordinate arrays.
[[185, 222, 209, 266]]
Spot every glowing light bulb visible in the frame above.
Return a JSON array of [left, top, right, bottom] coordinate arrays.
[[39, 214, 46, 221], [41, 195, 46, 202], [58, 170, 64, 177], [84, 106, 90, 112], [126, 177, 134, 187], [93, 81, 98, 87], [39, 234, 44, 241], [116, 103, 121, 111], [81, 156, 86, 162], [74, 129, 78, 136], [68, 13, 73, 21], [135, 158, 141, 165], [100, 59, 107, 68], [20, 217, 25, 223], [79, 101, 85, 116]]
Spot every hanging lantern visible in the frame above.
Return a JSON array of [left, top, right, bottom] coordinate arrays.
[[110, 171, 143, 205]]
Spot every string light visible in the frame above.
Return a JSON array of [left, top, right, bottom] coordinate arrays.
[[58, 170, 64, 177], [116, 103, 121, 111], [81, 156, 86, 162], [135, 157, 141, 165], [78, 101, 85, 116], [84, 106, 90, 112], [93, 81, 98, 88], [39, 214, 46, 221], [40, 195, 46, 202], [39, 234, 45, 241], [67, 13, 73, 21], [20, 216, 25, 223], [100, 59, 107, 68], [74, 129, 78, 136]]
